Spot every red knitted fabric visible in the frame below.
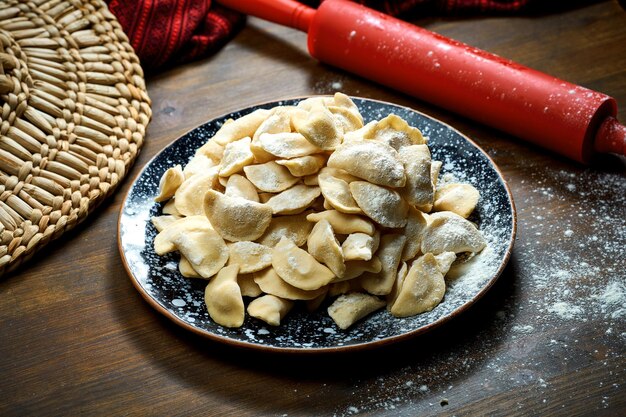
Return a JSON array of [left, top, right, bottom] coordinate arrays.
[[106, 0, 245, 72], [106, 0, 588, 71]]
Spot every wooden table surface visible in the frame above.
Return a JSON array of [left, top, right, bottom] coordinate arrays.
[[1, 1, 625, 416]]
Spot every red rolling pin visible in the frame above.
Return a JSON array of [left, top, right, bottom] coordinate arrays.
[[217, 0, 626, 164]]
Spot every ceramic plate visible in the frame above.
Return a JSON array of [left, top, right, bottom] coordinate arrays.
[[118, 97, 516, 353]]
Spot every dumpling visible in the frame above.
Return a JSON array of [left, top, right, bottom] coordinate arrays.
[[174, 168, 220, 216], [204, 265, 245, 327], [154, 165, 184, 202], [243, 161, 299, 193], [349, 181, 409, 228], [219, 136, 255, 177], [306, 210, 375, 235], [420, 211, 486, 255], [212, 109, 271, 146], [359, 234, 406, 295], [293, 106, 343, 150], [307, 219, 345, 278], [327, 293, 386, 330], [318, 167, 362, 214], [253, 267, 327, 300], [272, 237, 335, 291], [224, 174, 259, 202], [389, 253, 445, 317], [204, 190, 272, 242], [398, 144, 434, 211], [341, 232, 379, 261], [247, 294, 294, 326], [433, 183, 480, 218], [257, 212, 313, 247], [265, 185, 321, 215], [327, 140, 406, 188], [344, 114, 424, 150], [227, 241, 272, 273]]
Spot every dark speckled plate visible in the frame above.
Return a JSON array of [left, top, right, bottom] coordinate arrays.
[[118, 97, 516, 353]]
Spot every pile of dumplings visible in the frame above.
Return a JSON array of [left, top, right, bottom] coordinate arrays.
[[151, 93, 486, 330]]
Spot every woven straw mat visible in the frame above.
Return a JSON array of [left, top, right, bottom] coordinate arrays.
[[0, 0, 152, 276]]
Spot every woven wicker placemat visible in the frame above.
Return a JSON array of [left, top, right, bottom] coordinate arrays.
[[0, 0, 152, 275]]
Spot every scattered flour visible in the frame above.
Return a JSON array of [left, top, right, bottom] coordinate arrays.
[[330, 160, 625, 417], [512, 324, 535, 333], [592, 281, 626, 319], [548, 302, 584, 320]]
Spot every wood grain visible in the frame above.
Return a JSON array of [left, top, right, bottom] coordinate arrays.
[[1, 2, 625, 416]]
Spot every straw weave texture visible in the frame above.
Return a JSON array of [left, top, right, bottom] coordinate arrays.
[[0, 0, 151, 275]]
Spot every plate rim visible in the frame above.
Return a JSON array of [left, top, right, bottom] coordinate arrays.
[[117, 95, 517, 354]]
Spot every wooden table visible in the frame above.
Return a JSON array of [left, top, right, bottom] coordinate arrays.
[[1, 1, 625, 415]]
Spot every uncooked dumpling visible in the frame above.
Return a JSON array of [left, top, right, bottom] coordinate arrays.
[[389, 253, 445, 317], [327, 293, 386, 330], [171, 227, 229, 278], [318, 168, 362, 214], [204, 190, 272, 242], [154, 215, 214, 255], [293, 106, 342, 150], [433, 183, 480, 218], [420, 211, 486, 255], [247, 294, 294, 326], [272, 237, 335, 291], [219, 136, 255, 177], [195, 140, 225, 164], [307, 219, 345, 278], [227, 241, 272, 273], [224, 174, 259, 202], [183, 154, 217, 178], [243, 161, 299, 193], [401, 207, 428, 261], [265, 185, 321, 215], [338, 257, 382, 281], [275, 155, 326, 177], [327, 140, 406, 188], [398, 144, 434, 211], [350, 181, 409, 228], [434, 252, 457, 276], [174, 168, 219, 216], [155, 165, 184, 202], [344, 114, 424, 150], [212, 109, 271, 146], [306, 210, 375, 235], [179, 256, 201, 278], [253, 267, 327, 300], [204, 264, 245, 327], [341, 233, 378, 261], [257, 132, 322, 159], [328, 105, 363, 133], [151, 215, 179, 233], [256, 213, 313, 247], [359, 234, 406, 295], [237, 273, 263, 297], [252, 107, 292, 141]]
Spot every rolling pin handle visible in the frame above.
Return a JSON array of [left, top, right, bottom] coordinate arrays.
[[216, 0, 314, 32], [594, 117, 626, 157]]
